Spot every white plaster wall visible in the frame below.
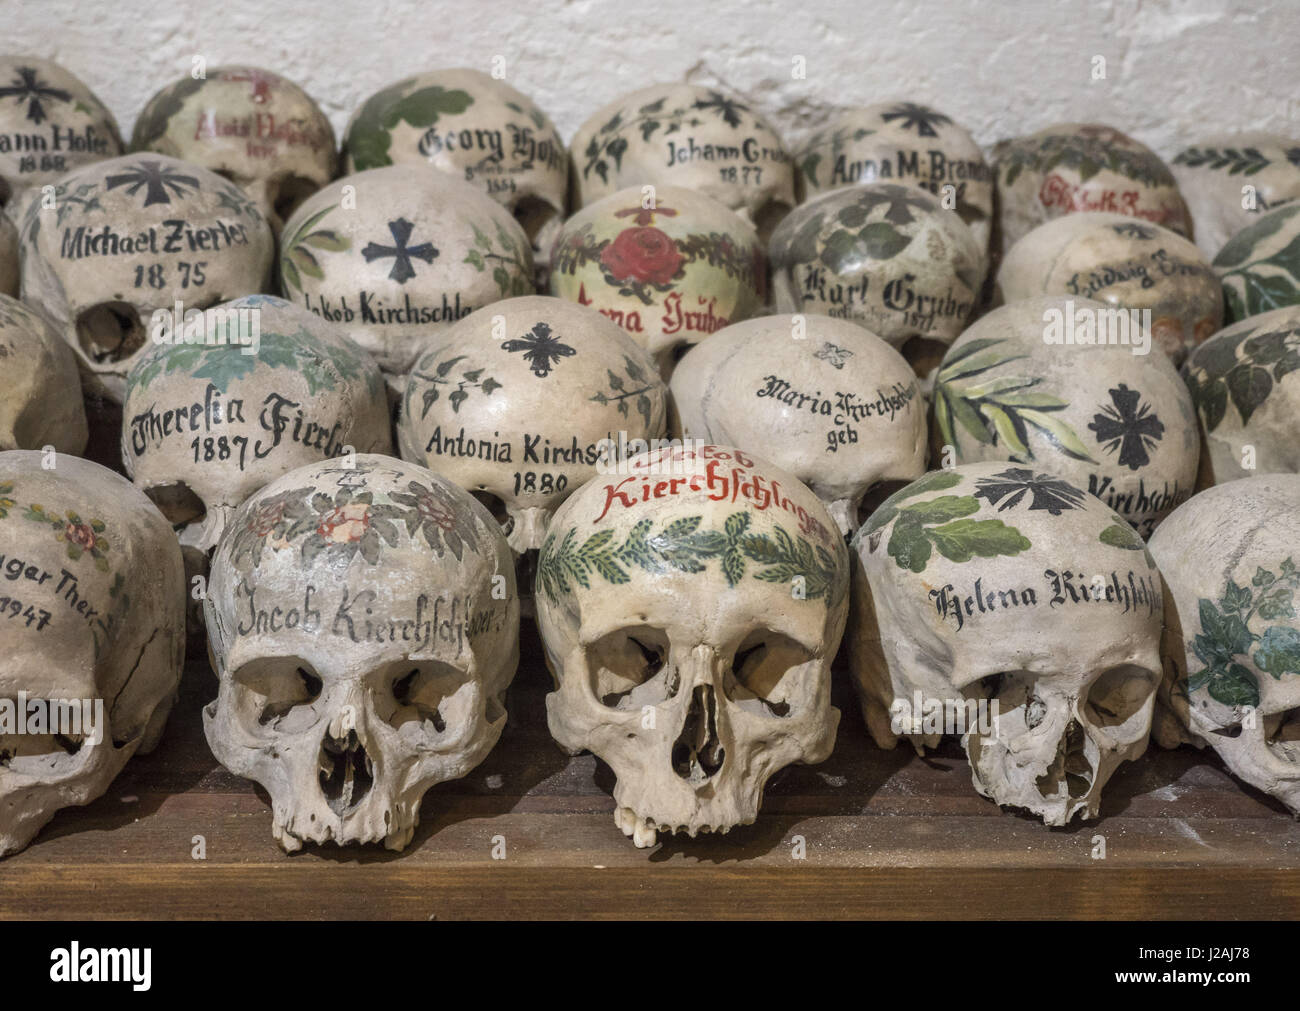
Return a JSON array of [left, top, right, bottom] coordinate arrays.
[[3, 0, 1297, 165]]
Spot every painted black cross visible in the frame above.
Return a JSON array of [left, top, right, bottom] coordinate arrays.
[[104, 160, 201, 207], [0, 66, 72, 125], [362, 218, 438, 284]]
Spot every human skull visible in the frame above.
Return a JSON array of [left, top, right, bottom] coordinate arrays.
[[536, 443, 848, 847], [131, 66, 337, 235], [769, 182, 983, 376], [1183, 305, 1300, 483], [1170, 134, 1300, 258], [279, 165, 535, 392], [569, 83, 795, 242], [850, 462, 1163, 825], [933, 297, 1197, 537], [548, 184, 765, 369], [203, 454, 519, 851], [18, 152, 274, 402], [121, 294, 392, 553], [0, 56, 122, 210], [398, 295, 668, 564], [343, 68, 568, 271], [993, 123, 1191, 258], [997, 212, 1221, 364], [1149, 475, 1300, 813], [0, 450, 185, 857], [1214, 203, 1300, 324], [795, 102, 993, 254], [0, 213, 16, 296], [0, 294, 88, 454], [670, 314, 926, 535]]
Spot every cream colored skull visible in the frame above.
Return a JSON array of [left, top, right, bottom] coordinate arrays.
[[0, 451, 185, 857], [0, 56, 122, 209], [121, 295, 392, 553], [398, 295, 667, 558], [0, 295, 88, 454], [570, 83, 795, 241], [343, 69, 568, 267], [0, 214, 16, 296], [1214, 203, 1300, 324], [536, 443, 848, 847], [769, 182, 983, 376], [997, 213, 1221, 364], [993, 123, 1191, 257], [279, 165, 535, 392], [1171, 135, 1300, 258], [795, 102, 993, 254], [1149, 475, 1300, 814], [131, 66, 337, 235], [203, 454, 519, 851], [671, 314, 926, 535], [548, 184, 765, 368], [1183, 305, 1300, 483], [934, 296, 1198, 536], [850, 462, 1163, 825], [18, 152, 274, 402]]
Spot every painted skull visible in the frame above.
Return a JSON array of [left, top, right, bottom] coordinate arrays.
[[536, 443, 849, 847], [570, 83, 795, 241], [1171, 134, 1300, 258], [670, 313, 926, 535], [996, 212, 1221, 364], [1149, 475, 1300, 814], [933, 297, 1197, 537], [1183, 304, 1300, 483], [794, 102, 993, 254], [0, 294, 88, 455], [121, 294, 392, 553], [1214, 202, 1300, 324], [17, 152, 274, 402], [343, 68, 568, 270], [398, 295, 668, 564], [0, 451, 185, 857], [548, 184, 766, 369], [203, 454, 519, 851], [769, 182, 983, 376], [850, 462, 1163, 825], [131, 66, 337, 235], [0, 56, 122, 211], [278, 164, 535, 392], [993, 123, 1191, 258]]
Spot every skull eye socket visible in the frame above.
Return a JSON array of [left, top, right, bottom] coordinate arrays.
[[587, 627, 669, 709], [1084, 665, 1155, 734], [76, 302, 146, 363], [512, 195, 557, 244], [272, 175, 320, 225], [858, 480, 912, 531], [145, 482, 207, 528], [471, 491, 514, 536], [1265, 708, 1300, 762], [727, 631, 815, 717], [232, 658, 322, 730], [388, 662, 472, 734]]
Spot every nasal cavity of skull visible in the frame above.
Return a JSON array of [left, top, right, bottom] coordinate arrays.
[[145, 482, 207, 529], [471, 491, 514, 537], [1265, 708, 1300, 763], [727, 631, 811, 717], [1083, 665, 1154, 738], [76, 302, 146, 363], [588, 627, 670, 709], [672, 684, 726, 783], [1036, 718, 1093, 801], [390, 662, 470, 734], [319, 728, 373, 815], [233, 660, 322, 729]]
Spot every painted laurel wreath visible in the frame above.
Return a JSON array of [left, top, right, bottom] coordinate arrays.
[[536, 511, 842, 606]]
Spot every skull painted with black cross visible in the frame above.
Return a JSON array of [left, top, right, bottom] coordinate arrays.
[[203, 454, 518, 851], [535, 443, 848, 847]]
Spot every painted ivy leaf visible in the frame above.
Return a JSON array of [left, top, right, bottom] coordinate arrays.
[[607, 137, 628, 170], [1235, 272, 1299, 318], [1100, 523, 1144, 550], [481, 377, 502, 396], [1219, 580, 1253, 614], [925, 518, 1031, 564], [859, 221, 911, 259], [820, 228, 869, 273], [449, 389, 467, 412], [464, 249, 485, 269], [862, 470, 962, 535], [1257, 585, 1296, 620], [1255, 625, 1300, 678], [1191, 662, 1260, 708], [1226, 364, 1273, 424], [886, 514, 932, 572], [800, 152, 822, 187]]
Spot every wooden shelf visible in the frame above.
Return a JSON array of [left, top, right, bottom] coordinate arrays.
[[3, 618, 1297, 920]]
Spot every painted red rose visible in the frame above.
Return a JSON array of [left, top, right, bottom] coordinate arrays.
[[600, 227, 683, 285], [65, 522, 96, 550], [318, 503, 370, 543]]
